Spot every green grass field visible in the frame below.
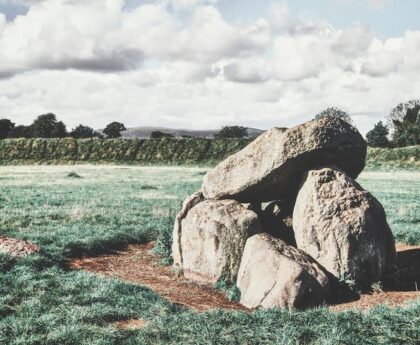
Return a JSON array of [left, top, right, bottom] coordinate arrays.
[[0, 165, 419, 344]]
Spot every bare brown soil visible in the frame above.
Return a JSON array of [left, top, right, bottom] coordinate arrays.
[[69, 242, 249, 312], [0, 236, 40, 257], [69, 242, 419, 313], [113, 319, 149, 330]]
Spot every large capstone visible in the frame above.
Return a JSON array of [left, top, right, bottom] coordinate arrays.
[[202, 117, 367, 202], [293, 167, 396, 288], [237, 233, 330, 309], [180, 199, 261, 284]]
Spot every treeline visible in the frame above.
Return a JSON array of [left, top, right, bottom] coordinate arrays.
[[1, 100, 418, 146], [0, 113, 127, 140], [0, 137, 252, 164], [365, 99, 420, 148], [312, 102, 420, 148], [0, 113, 251, 140]]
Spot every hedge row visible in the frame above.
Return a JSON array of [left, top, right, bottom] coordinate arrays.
[[366, 145, 420, 169], [0, 138, 418, 167], [0, 138, 252, 164]]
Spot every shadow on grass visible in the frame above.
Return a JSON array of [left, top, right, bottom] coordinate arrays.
[[393, 248, 420, 291]]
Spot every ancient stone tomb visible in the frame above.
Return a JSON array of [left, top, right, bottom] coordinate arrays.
[[172, 117, 396, 309]]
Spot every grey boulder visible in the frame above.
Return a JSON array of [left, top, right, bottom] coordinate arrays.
[[237, 233, 330, 309], [293, 167, 396, 288], [180, 199, 261, 284], [202, 117, 367, 202]]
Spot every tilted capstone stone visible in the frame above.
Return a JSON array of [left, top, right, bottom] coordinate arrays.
[[202, 117, 367, 203]]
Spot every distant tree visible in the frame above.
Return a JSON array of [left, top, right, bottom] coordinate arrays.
[[366, 121, 390, 147], [388, 100, 420, 147], [9, 125, 31, 138], [0, 119, 15, 139], [388, 99, 420, 127], [215, 126, 248, 139], [30, 113, 67, 138], [314, 107, 353, 124], [51, 120, 67, 138], [150, 131, 174, 139], [103, 122, 126, 138], [70, 124, 101, 139]]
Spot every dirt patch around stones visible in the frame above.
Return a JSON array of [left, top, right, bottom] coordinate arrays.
[[0, 236, 40, 257], [68, 242, 419, 313], [331, 243, 420, 312], [69, 242, 249, 313]]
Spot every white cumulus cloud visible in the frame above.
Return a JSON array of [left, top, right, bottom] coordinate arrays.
[[0, 0, 419, 136]]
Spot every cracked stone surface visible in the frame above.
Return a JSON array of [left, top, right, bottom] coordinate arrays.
[[237, 233, 330, 309]]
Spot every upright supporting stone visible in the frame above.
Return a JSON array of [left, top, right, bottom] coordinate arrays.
[[293, 167, 396, 288], [180, 200, 261, 284], [172, 190, 204, 268]]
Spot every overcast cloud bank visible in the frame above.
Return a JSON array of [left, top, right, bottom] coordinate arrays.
[[0, 0, 419, 134]]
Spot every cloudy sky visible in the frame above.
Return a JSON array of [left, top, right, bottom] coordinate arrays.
[[0, 0, 419, 134]]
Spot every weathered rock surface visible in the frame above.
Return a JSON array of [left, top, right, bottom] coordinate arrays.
[[172, 190, 204, 268], [0, 236, 40, 257], [261, 200, 296, 246], [202, 117, 367, 202], [237, 233, 330, 309], [180, 200, 261, 283], [293, 167, 396, 288]]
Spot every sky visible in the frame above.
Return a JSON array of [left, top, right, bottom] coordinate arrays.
[[0, 0, 419, 135]]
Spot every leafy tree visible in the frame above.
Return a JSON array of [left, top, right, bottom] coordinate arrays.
[[30, 113, 67, 138], [70, 124, 101, 139], [0, 119, 15, 139], [388, 100, 420, 147], [388, 99, 420, 126], [150, 131, 174, 139], [103, 122, 126, 138], [215, 126, 248, 139], [9, 125, 31, 138], [51, 121, 67, 138], [366, 121, 390, 147], [314, 107, 353, 124]]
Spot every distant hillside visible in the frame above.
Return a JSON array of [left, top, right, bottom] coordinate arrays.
[[117, 126, 266, 139]]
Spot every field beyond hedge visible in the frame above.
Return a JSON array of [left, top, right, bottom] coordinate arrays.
[[0, 165, 419, 344], [0, 138, 418, 168]]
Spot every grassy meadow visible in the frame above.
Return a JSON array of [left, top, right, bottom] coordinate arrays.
[[0, 165, 419, 344]]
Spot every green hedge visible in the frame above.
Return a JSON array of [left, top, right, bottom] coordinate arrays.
[[0, 138, 418, 167], [0, 138, 252, 164], [366, 145, 420, 169]]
